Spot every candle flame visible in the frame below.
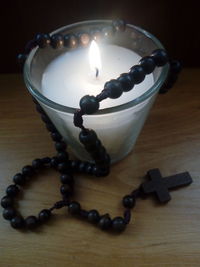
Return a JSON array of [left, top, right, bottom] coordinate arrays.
[[89, 40, 102, 76]]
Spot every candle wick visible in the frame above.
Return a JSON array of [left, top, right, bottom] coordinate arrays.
[[95, 68, 99, 78]]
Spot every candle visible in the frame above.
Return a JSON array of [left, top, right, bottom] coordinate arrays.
[[25, 20, 168, 163], [42, 42, 154, 109]]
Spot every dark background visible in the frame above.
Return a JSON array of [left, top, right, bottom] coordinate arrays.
[[1, 0, 200, 73]]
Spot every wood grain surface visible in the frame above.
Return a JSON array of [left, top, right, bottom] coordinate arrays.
[[0, 70, 200, 267]]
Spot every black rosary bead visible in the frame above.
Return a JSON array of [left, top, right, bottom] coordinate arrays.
[[151, 49, 168, 67], [79, 95, 99, 114], [85, 164, 94, 175], [117, 73, 134, 92], [68, 201, 81, 215], [139, 56, 156, 74], [57, 162, 69, 173], [46, 123, 57, 132], [102, 26, 115, 38], [79, 129, 97, 145], [1, 196, 13, 208], [57, 151, 69, 162], [78, 32, 90, 47], [25, 216, 38, 229], [6, 185, 19, 197], [91, 29, 102, 42], [50, 34, 64, 49], [41, 157, 51, 164], [55, 142, 67, 152], [85, 139, 102, 153], [22, 165, 34, 176], [35, 33, 50, 48], [170, 60, 182, 74], [60, 184, 73, 196], [112, 19, 126, 32], [88, 210, 100, 223], [63, 34, 78, 49], [39, 209, 51, 222], [123, 195, 136, 208], [51, 132, 62, 142], [98, 214, 112, 230], [3, 208, 16, 220], [78, 162, 88, 172], [50, 157, 59, 168], [104, 79, 123, 99], [32, 159, 43, 169], [70, 160, 81, 170], [60, 174, 74, 185], [129, 65, 145, 84], [17, 54, 27, 66], [80, 209, 89, 218], [112, 217, 126, 232], [10, 216, 24, 229], [13, 173, 26, 185]]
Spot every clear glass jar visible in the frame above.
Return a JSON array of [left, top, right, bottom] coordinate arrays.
[[24, 20, 169, 163]]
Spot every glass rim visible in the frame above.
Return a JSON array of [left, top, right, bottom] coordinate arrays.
[[24, 19, 169, 115]]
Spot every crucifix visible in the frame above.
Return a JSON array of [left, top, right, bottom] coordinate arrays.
[[141, 169, 193, 203]]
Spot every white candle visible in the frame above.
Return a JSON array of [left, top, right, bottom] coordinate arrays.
[[41, 43, 154, 109], [40, 42, 156, 163]]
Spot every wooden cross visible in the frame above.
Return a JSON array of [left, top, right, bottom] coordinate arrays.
[[141, 169, 193, 203]]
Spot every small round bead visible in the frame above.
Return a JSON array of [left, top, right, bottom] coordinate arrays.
[[102, 26, 115, 38], [50, 34, 64, 49], [98, 214, 112, 230], [51, 132, 62, 142], [123, 195, 136, 208], [50, 157, 59, 168], [78, 162, 88, 172], [112, 217, 126, 232], [104, 79, 123, 99], [55, 142, 67, 152], [68, 201, 81, 215], [60, 184, 73, 196], [41, 114, 51, 124], [151, 49, 168, 67], [13, 173, 26, 185], [10, 216, 24, 229], [32, 159, 43, 169], [46, 123, 57, 132], [170, 60, 182, 74], [88, 210, 100, 223], [85, 164, 93, 175], [57, 151, 69, 162], [129, 65, 145, 84], [70, 160, 81, 170], [1, 196, 13, 208], [6, 185, 19, 197], [78, 32, 90, 46], [79, 95, 99, 114], [41, 157, 51, 164], [38, 209, 51, 223], [63, 34, 78, 49], [79, 129, 97, 145], [17, 54, 27, 66], [117, 73, 134, 92], [139, 56, 156, 74], [80, 209, 89, 218], [35, 33, 50, 48], [3, 208, 16, 220], [91, 146, 106, 160], [22, 165, 34, 176], [25, 216, 38, 229], [85, 139, 102, 152], [112, 19, 126, 32], [60, 174, 74, 185], [58, 162, 69, 172], [91, 29, 102, 42]]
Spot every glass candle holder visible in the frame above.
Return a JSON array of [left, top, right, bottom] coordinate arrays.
[[24, 20, 169, 164]]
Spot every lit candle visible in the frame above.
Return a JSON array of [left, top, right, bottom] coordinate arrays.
[[40, 40, 155, 163], [41, 42, 154, 109]]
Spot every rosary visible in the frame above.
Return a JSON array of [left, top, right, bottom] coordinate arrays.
[[1, 20, 193, 233]]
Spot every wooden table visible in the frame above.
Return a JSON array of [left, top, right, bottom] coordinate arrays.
[[0, 70, 200, 266]]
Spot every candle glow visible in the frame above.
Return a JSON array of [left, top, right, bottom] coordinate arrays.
[[89, 40, 102, 77]]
